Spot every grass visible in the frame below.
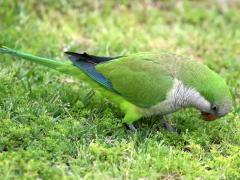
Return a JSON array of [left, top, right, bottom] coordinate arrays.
[[0, 0, 240, 179]]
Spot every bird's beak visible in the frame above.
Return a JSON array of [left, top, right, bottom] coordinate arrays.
[[201, 112, 218, 121]]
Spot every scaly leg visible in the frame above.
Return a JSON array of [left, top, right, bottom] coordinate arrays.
[[159, 115, 175, 132], [122, 108, 142, 132], [124, 123, 138, 132]]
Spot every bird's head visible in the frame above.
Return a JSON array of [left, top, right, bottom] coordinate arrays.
[[179, 61, 233, 121], [200, 97, 232, 121], [198, 77, 232, 121]]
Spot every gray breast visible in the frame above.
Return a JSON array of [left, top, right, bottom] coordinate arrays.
[[139, 79, 211, 117], [168, 79, 211, 113]]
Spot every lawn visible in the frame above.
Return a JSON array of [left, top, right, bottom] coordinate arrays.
[[0, 0, 240, 179]]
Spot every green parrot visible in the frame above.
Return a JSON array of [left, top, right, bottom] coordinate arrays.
[[0, 46, 232, 131]]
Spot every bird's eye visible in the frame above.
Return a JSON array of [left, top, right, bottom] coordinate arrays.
[[212, 105, 217, 111]]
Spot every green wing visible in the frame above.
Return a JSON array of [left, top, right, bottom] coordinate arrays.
[[96, 53, 174, 107]]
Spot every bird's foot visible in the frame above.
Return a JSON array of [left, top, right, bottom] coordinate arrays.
[[159, 116, 175, 132], [162, 121, 175, 132], [124, 123, 138, 132]]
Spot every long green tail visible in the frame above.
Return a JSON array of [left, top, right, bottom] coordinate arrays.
[[0, 46, 80, 76]]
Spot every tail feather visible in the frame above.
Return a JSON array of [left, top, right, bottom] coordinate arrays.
[[0, 46, 109, 88], [0, 46, 66, 69], [0, 46, 84, 77]]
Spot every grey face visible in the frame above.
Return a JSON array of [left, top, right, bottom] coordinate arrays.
[[211, 98, 233, 118], [201, 97, 232, 121]]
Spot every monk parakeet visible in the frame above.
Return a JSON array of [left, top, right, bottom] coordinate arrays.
[[0, 46, 232, 131]]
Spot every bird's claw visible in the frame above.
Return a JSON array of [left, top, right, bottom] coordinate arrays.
[[124, 123, 138, 132], [158, 116, 176, 132], [162, 122, 175, 132]]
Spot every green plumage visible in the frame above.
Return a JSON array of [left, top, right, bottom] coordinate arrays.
[[176, 59, 232, 103], [0, 46, 142, 123], [97, 53, 231, 107], [96, 53, 173, 107], [0, 46, 232, 125], [0, 46, 80, 75]]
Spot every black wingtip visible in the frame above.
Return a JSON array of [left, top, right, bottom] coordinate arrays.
[[64, 51, 89, 57], [64, 51, 94, 63], [65, 51, 123, 64]]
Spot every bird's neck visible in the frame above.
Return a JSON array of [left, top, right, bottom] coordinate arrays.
[[140, 79, 211, 117], [167, 79, 211, 113]]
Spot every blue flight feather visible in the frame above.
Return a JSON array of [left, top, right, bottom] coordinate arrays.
[[65, 52, 120, 93]]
